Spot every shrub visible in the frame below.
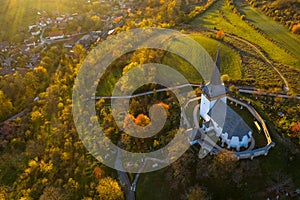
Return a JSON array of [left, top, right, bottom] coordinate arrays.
[[215, 29, 225, 40], [291, 23, 300, 34]]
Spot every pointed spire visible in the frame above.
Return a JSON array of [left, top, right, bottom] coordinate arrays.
[[210, 45, 222, 85], [215, 44, 221, 72]]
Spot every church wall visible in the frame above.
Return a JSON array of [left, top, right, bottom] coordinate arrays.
[[200, 94, 216, 121]]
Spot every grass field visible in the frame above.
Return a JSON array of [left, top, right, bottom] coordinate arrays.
[[235, 0, 300, 61], [162, 34, 242, 83], [229, 100, 267, 148], [191, 0, 300, 69], [97, 34, 242, 96], [191, 35, 242, 79]]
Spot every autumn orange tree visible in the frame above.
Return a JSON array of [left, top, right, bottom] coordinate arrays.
[[292, 23, 300, 34], [291, 122, 300, 143], [215, 30, 225, 40]]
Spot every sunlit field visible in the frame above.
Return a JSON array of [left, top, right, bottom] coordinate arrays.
[[0, 0, 86, 41], [191, 0, 300, 68], [235, 0, 300, 65]]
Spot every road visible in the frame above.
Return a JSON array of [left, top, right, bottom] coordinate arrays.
[[114, 140, 135, 200], [223, 32, 290, 92], [181, 26, 290, 92], [238, 89, 300, 100], [93, 84, 201, 100], [0, 109, 28, 125], [94, 84, 299, 101]]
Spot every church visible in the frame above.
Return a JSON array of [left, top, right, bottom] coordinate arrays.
[[199, 48, 253, 151]]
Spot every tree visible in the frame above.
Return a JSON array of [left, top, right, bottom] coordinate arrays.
[[94, 166, 105, 180], [40, 186, 66, 200], [0, 186, 9, 200], [135, 114, 150, 127], [221, 74, 229, 83], [166, 151, 194, 193], [96, 177, 124, 200], [33, 66, 48, 92], [30, 110, 45, 132], [183, 185, 209, 200], [291, 122, 300, 143], [292, 23, 300, 34], [215, 30, 225, 40], [0, 90, 13, 121], [210, 151, 238, 178]]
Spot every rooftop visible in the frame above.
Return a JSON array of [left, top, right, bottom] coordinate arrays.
[[208, 99, 252, 140]]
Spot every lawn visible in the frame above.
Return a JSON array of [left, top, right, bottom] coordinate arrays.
[[162, 34, 242, 84], [191, 35, 242, 79], [191, 0, 300, 68], [235, 0, 300, 65], [228, 99, 268, 148]]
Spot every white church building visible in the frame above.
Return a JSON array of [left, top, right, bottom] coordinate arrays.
[[199, 48, 252, 151]]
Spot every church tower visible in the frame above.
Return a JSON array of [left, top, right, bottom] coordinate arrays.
[[199, 47, 226, 121]]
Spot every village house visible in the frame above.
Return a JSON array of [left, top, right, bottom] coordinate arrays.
[[76, 34, 99, 49], [24, 38, 36, 48], [0, 41, 9, 52], [65, 26, 82, 37], [30, 26, 41, 36], [48, 31, 64, 40]]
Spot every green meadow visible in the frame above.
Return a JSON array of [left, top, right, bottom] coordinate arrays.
[[162, 34, 242, 83], [191, 0, 300, 68], [235, 0, 300, 62]]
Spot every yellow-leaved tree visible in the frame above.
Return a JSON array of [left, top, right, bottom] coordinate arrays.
[[96, 177, 124, 200]]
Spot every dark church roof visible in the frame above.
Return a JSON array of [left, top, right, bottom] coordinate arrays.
[[202, 84, 226, 99], [208, 100, 252, 140], [202, 46, 226, 99]]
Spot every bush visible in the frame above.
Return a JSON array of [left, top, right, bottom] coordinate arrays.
[[291, 23, 300, 34], [215, 29, 225, 40]]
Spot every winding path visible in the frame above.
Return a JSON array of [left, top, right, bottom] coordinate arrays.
[[181, 26, 290, 92], [223, 32, 290, 92], [0, 109, 29, 125], [114, 141, 135, 200]]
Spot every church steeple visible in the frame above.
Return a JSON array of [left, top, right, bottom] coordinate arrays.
[[210, 46, 221, 85], [200, 46, 226, 121]]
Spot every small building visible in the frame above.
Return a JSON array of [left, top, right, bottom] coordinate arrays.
[[0, 41, 9, 52], [48, 31, 64, 40], [108, 29, 115, 35], [31, 29, 41, 36], [24, 39, 36, 47], [56, 17, 64, 23], [28, 24, 37, 31]]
